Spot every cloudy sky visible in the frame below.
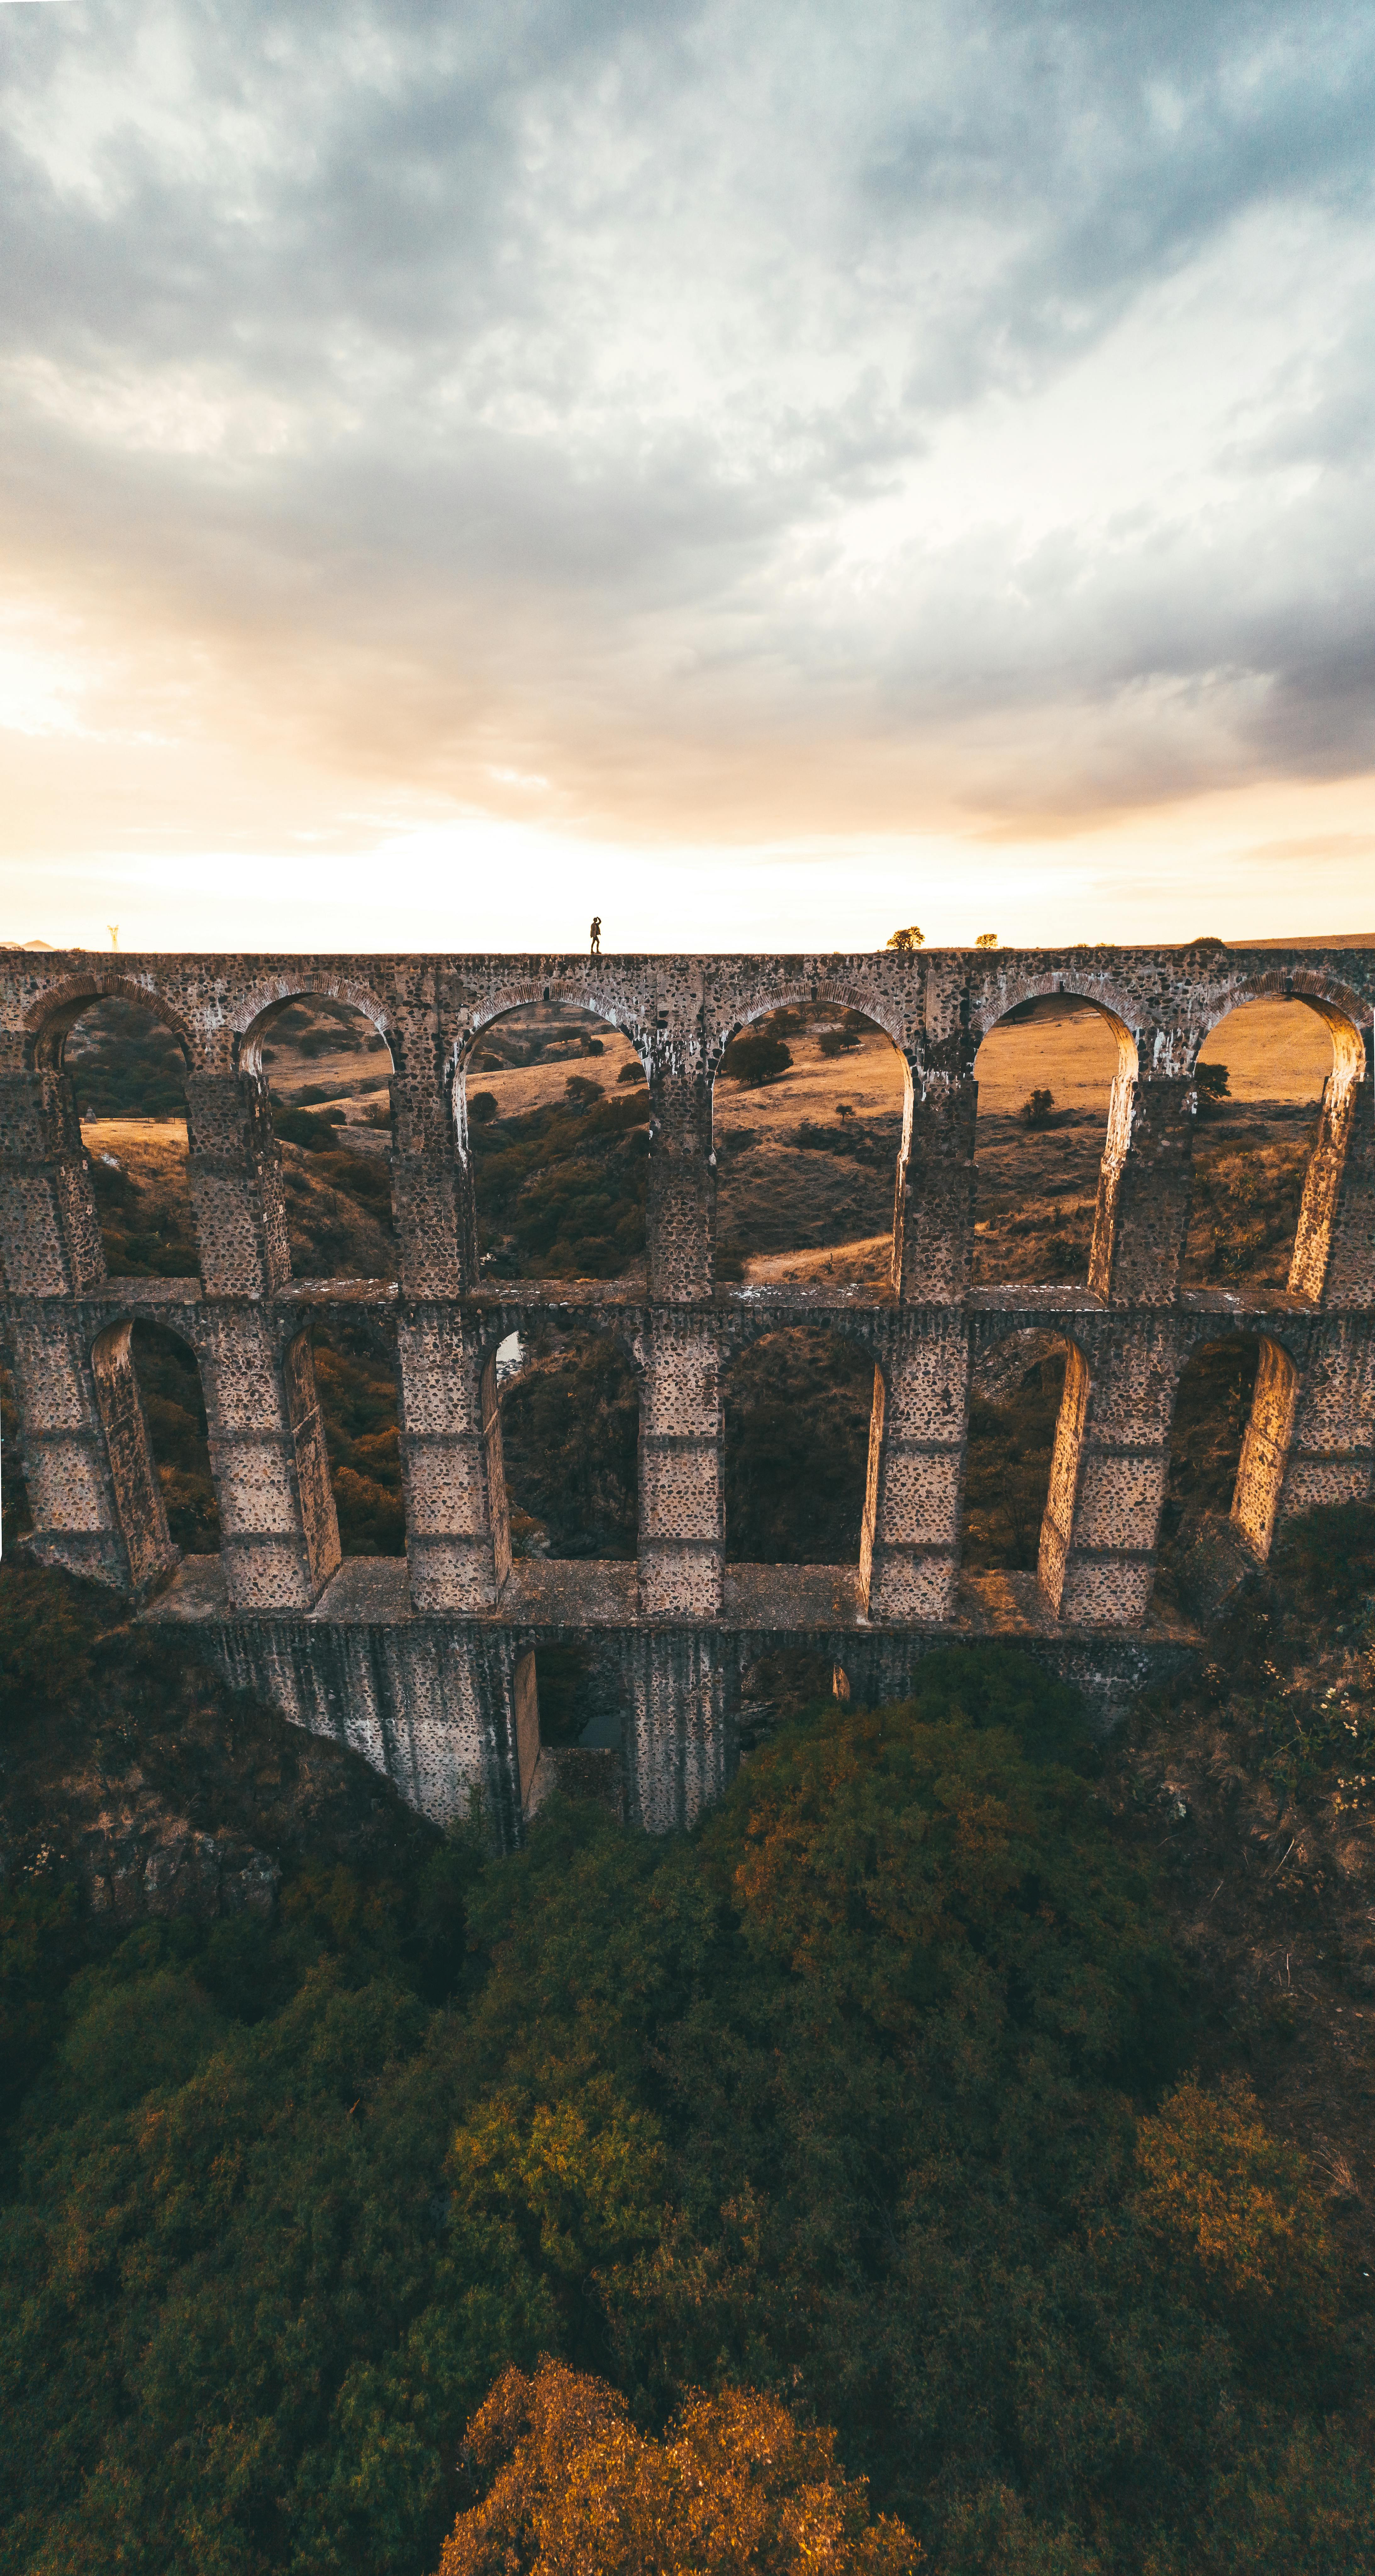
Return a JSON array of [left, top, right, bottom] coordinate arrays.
[[2, 0, 1373, 952]]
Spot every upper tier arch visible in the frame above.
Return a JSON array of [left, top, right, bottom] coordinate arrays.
[[1183, 973, 1367, 1091], [967, 977, 1140, 1081], [25, 974, 199, 1075], [236, 978, 398, 1079]]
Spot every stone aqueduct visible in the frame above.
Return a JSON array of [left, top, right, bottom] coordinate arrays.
[[3, 945, 1373, 1840]]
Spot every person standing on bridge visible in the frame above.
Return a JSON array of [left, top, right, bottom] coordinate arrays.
[[589, 915, 602, 955]]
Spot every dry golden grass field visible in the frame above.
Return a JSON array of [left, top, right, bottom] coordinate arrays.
[[79, 993, 1340, 1294]]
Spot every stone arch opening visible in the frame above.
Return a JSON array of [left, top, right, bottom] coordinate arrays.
[[1182, 994, 1363, 1299], [57, 995, 199, 1281], [711, 1001, 908, 1287], [737, 1647, 853, 1756], [243, 993, 398, 1282], [961, 1326, 1082, 1580], [484, 1323, 640, 1566], [723, 1324, 882, 1564], [1154, 1330, 1300, 1609], [460, 1002, 651, 1283], [307, 1312, 405, 1557], [512, 1642, 626, 1819], [91, 1316, 218, 1592], [971, 995, 1133, 1287]]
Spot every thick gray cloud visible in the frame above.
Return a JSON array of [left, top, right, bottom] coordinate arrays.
[[1, 0, 1373, 836]]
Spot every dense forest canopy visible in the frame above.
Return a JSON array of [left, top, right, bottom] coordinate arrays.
[[3, 1565, 1372, 2576]]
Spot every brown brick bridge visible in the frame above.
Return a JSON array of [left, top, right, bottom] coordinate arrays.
[[3, 945, 1372, 1840]]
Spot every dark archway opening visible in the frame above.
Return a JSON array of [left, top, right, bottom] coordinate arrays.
[[309, 1315, 404, 1556], [258, 998, 397, 1281], [1151, 1336, 1268, 1617], [64, 998, 197, 1279], [496, 1328, 639, 1560], [724, 1327, 876, 1562], [91, 1317, 218, 1591], [972, 998, 1122, 1285], [1182, 1001, 1337, 1293], [514, 1644, 625, 1819], [130, 1321, 219, 1554], [712, 1005, 906, 1286], [466, 1004, 650, 1283], [738, 1649, 852, 1757], [960, 1335, 1070, 1573]]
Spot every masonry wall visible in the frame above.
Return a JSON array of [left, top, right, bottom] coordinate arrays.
[[3, 944, 1372, 1834]]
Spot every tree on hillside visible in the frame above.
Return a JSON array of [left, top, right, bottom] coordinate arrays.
[[438, 2361, 921, 2575], [975, 931, 998, 948], [885, 926, 923, 953], [720, 1030, 792, 1087]]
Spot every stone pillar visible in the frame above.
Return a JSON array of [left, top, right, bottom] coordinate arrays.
[[196, 1305, 338, 1608], [1089, 1073, 1195, 1302], [0, 1069, 105, 1295], [1297, 1071, 1375, 1307], [398, 1306, 506, 1608], [622, 1629, 730, 1832], [10, 1305, 138, 1586], [637, 1311, 723, 1616], [185, 1070, 290, 1296], [1268, 1322, 1375, 1529], [649, 1065, 714, 1300], [1038, 1318, 1177, 1623], [866, 1314, 969, 1619], [389, 1009, 465, 1298], [893, 1074, 977, 1303]]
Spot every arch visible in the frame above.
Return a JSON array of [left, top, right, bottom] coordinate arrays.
[[242, 995, 399, 1284], [971, 993, 1131, 1289], [461, 1002, 653, 1283], [1156, 1329, 1300, 1602], [710, 1001, 910, 1289], [308, 1310, 405, 1555], [708, 987, 916, 1096], [1185, 971, 1368, 1089], [54, 993, 202, 1284], [961, 1326, 1089, 1585], [722, 1321, 882, 1568], [25, 973, 200, 1076], [235, 977, 397, 1080], [90, 1314, 217, 1592], [482, 1318, 643, 1563], [452, 981, 656, 1169], [968, 975, 1140, 1079], [511, 1640, 626, 1820], [1181, 989, 1364, 1301]]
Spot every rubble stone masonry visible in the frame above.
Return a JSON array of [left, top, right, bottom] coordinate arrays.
[[3, 947, 1372, 1841]]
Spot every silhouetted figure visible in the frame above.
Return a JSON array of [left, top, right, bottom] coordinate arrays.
[[589, 916, 602, 955]]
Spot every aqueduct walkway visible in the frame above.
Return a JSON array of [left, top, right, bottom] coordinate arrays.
[[3, 945, 1372, 1837]]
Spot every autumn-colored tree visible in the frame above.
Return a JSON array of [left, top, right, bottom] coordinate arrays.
[[1133, 2074, 1336, 2333], [439, 2359, 922, 2574], [974, 931, 998, 949], [885, 926, 923, 953]]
